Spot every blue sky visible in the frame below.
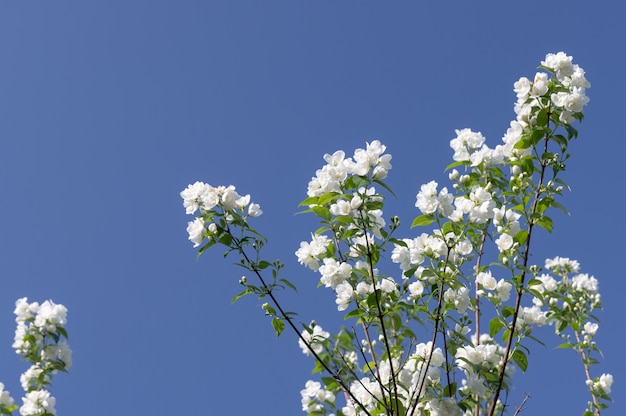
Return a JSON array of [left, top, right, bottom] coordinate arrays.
[[0, 1, 623, 415]]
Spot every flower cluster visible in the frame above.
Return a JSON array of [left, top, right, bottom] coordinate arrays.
[[306, 140, 392, 198], [300, 380, 335, 413], [180, 181, 262, 248], [1, 298, 72, 416]]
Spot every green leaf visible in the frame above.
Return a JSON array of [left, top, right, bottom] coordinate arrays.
[[344, 309, 365, 320], [489, 317, 504, 338], [501, 306, 515, 318], [536, 197, 553, 214], [411, 214, 434, 228], [272, 317, 285, 337], [552, 134, 568, 152], [366, 291, 380, 309], [512, 349, 528, 372], [536, 215, 553, 233], [197, 238, 217, 256], [263, 304, 277, 316], [366, 200, 384, 211], [536, 108, 549, 126], [318, 192, 340, 206], [218, 233, 233, 246], [256, 260, 271, 270], [373, 178, 396, 197], [550, 200, 570, 215], [514, 229, 528, 245], [443, 382, 457, 397], [232, 289, 252, 303], [311, 205, 331, 220], [299, 196, 319, 207], [280, 278, 298, 292], [445, 160, 465, 171], [57, 326, 69, 339]]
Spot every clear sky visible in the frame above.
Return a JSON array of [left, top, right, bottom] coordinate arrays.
[[0, 1, 623, 415]]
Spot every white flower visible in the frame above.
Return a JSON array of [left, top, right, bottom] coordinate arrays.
[[513, 77, 531, 99], [186, 218, 205, 248], [415, 181, 439, 214], [545, 256, 580, 274], [335, 282, 354, 311], [20, 390, 56, 416], [248, 203, 263, 217], [495, 233, 513, 252], [415, 181, 454, 217], [298, 324, 330, 356], [34, 300, 67, 332], [295, 234, 330, 271], [598, 373, 614, 394], [463, 374, 488, 397], [220, 187, 241, 210], [355, 281, 373, 296], [0, 383, 14, 408], [476, 271, 497, 290], [428, 398, 462, 416], [542, 52, 574, 78], [444, 286, 470, 313], [20, 365, 46, 391], [495, 279, 512, 302], [379, 278, 398, 295], [531, 72, 549, 96], [551, 88, 589, 113], [583, 322, 598, 337], [234, 194, 250, 211], [330, 200, 352, 216], [572, 273, 599, 293], [571, 65, 591, 89], [323, 150, 346, 167], [470, 144, 502, 167], [14, 297, 39, 323], [319, 258, 352, 289], [450, 128, 486, 162], [180, 181, 217, 214], [407, 281, 424, 301], [520, 306, 547, 327]]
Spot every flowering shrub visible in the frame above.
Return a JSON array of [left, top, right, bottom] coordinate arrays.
[[1, 298, 71, 416], [181, 52, 612, 415]]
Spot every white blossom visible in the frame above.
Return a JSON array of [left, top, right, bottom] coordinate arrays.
[[186, 218, 205, 248]]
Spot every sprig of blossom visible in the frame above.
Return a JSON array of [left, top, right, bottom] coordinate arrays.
[[180, 182, 263, 248], [5, 298, 72, 416], [182, 53, 610, 416]]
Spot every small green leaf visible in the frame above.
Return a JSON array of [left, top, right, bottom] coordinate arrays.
[[373, 178, 396, 197], [311, 205, 331, 220], [272, 317, 285, 337], [501, 306, 514, 318], [299, 196, 319, 207], [512, 349, 528, 372], [232, 289, 252, 303], [411, 214, 434, 228], [536, 215, 553, 233], [280, 278, 298, 292], [256, 260, 271, 269], [218, 233, 233, 246], [443, 382, 457, 397], [489, 318, 504, 338], [550, 200, 570, 215], [514, 229, 528, 245], [318, 192, 340, 206], [536, 108, 549, 126], [344, 309, 365, 320]]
